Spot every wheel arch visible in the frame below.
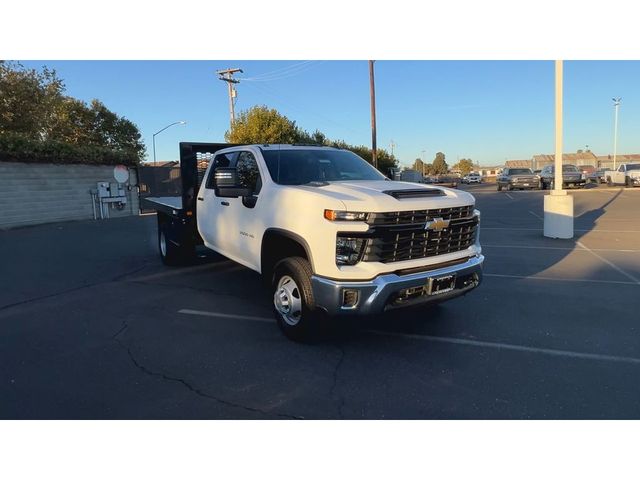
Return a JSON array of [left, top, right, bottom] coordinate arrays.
[[261, 228, 315, 281]]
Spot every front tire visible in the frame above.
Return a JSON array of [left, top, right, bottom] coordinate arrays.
[[272, 257, 320, 342], [625, 177, 633, 188]]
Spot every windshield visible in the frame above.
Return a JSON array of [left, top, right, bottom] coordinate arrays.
[[626, 164, 640, 171], [548, 165, 579, 172], [510, 169, 532, 175], [261, 148, 385, 185]]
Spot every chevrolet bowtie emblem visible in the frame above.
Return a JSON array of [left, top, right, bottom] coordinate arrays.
[[425, 217, 450, 232]]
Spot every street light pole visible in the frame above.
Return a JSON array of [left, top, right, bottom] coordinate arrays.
[[612, 98, 621, 170], [152, 121, 187, 165], [369, 60, 377, 169]]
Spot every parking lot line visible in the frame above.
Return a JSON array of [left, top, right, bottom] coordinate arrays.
[[528, 210, 543, 220], [482, 244, 640, 253], [177, 309, 640, 366], [505, 193, 514, 199], [484, 273, 638, 286], [483, 227, 640, 233], [575, 241, 640, 284], [178, 308, 272, 322]]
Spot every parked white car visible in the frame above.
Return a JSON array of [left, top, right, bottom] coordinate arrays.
[[462, 173, 482, 184]]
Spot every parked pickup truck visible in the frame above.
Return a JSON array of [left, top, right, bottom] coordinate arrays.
[[605, 163, 640, 187], [539, 164, 586, 189], [141, 143, 484, 341], [496, 167, 539, 191]]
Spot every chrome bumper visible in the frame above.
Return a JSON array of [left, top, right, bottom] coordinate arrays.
[[311, 255, 484, 316]]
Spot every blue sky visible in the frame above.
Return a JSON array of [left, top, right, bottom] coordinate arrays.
[[19, 60, 640, 167]]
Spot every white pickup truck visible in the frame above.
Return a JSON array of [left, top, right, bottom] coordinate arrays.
[[605, 163, 640, 187], [141, 143, 484, 340]]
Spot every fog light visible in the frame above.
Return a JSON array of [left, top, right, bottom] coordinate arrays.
[[342, 289, 359, 308]]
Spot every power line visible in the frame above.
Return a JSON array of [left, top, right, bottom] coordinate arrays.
[[242, 62, 322, 83], [241, 61, 317, 82], [243, 80, 368, 138]]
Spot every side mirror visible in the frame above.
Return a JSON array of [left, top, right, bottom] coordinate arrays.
[[213, 167, 252, 198]]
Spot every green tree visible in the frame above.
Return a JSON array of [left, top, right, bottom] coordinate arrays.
[[412, 158, 424, 173], [432, 152, 448, 175], [225, 105, 302, 144], [0, 61, 65, 139], [1, 61, 145, 163], [453, 158, 474, 175]]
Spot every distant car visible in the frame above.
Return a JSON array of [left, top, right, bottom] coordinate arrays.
[[580, 165, 596, 176], [587, 168, 607, 184], [462, 173, 482, 184], [539, 164, 586, 189], [496, 168, 540, 191], [431, 175, 458, 188]]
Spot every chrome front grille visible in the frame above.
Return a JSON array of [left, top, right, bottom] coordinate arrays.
[[362, 212, 478, 264]]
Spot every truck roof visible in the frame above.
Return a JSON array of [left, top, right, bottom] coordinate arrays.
[[257, 144, 341, 151]]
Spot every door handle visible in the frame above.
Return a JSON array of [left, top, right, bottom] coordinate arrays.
[[197, 197, 204, 201], [221, 201, 230, 206]]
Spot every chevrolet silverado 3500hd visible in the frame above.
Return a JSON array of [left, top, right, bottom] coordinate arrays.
[[142, 143, 484, 340]]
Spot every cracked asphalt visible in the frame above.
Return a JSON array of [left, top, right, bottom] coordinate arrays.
[[1, 184, 640, 419]]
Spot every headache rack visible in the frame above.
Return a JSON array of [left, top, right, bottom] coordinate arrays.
[[360, 205, 478, 263]]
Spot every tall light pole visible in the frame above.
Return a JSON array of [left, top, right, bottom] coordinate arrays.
[[369, 60, 377, 169], [543, 59, 573, 239], [153, 121, 186, 165], [612, 97, 621, 170]]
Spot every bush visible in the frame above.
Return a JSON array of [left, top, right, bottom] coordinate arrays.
[[0, 133, 139, 166]]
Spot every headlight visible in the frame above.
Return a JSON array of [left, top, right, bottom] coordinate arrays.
[[324, 210, 368, 221], [336, 236, 367, 265]]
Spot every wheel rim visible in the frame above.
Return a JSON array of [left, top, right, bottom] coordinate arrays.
[[274, 275, 303, 326], [160, 231, 167, 257]]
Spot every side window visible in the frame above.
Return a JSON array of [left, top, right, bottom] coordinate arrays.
[[206, 151, 237, 189], [619, 165, 625, 172], [236, 151, 262, 195]]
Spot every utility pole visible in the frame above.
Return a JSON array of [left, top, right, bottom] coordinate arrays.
[[369, 60, 377, 169], [612, 97, 621, 170], [390, 139, 396, 156], [217, 68, 243, 128]]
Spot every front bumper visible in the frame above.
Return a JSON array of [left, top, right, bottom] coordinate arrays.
[[311, 255, 484, 316]]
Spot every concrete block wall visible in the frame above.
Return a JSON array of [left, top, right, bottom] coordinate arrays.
[[0, 162, 140, 229]]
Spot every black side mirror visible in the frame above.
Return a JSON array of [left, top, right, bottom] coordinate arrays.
[[213, 167, 252, 198]]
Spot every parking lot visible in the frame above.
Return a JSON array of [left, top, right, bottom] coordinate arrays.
[[1, 183, 639, 419]]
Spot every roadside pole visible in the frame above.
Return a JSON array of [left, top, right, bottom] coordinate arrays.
[[543, 60, 574, 239], [369, 60, 378, 169]]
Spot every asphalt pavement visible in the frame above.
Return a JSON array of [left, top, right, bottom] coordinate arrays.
[[1, 184, 639, 419]]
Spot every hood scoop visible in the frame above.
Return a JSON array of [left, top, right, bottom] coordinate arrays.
[[383, 188, 445, 199]]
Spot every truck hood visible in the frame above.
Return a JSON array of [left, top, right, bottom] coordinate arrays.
[[292, 180, 475, 211]]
